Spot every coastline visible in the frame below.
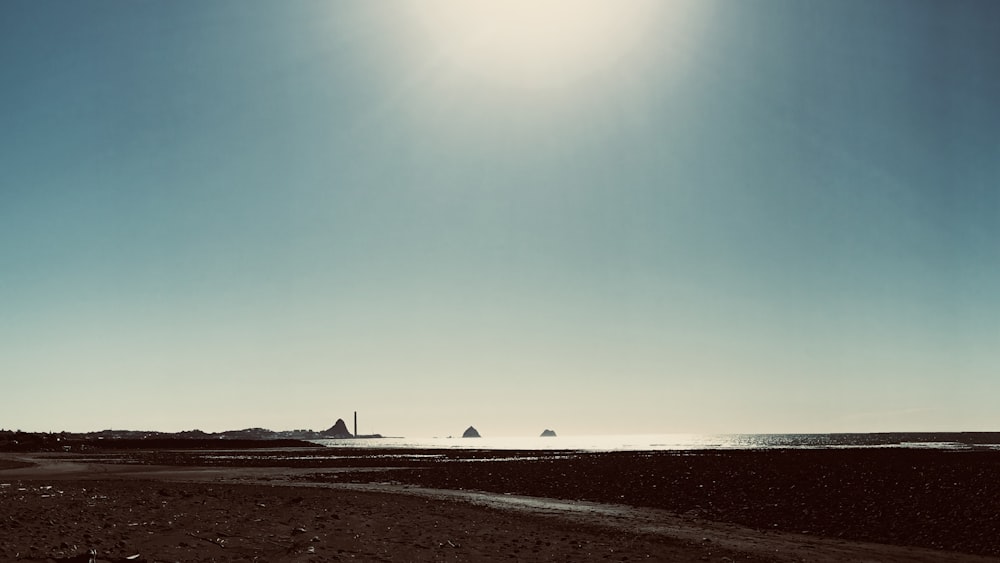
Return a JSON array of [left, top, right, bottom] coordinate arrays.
[[2, 448, 998, 561]]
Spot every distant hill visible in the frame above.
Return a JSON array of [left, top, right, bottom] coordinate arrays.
[[323, 419, 353, 439], [462, 426, 481, 438]]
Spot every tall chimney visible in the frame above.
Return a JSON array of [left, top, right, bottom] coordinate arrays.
[[354, 411, 357, 439]]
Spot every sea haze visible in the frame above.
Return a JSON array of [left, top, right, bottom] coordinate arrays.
[[313, 432, 1000, 452]]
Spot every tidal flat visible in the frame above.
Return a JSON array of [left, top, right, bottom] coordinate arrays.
[[1, 447, 998, 562]]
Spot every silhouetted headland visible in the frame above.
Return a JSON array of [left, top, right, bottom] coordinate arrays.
[[0, 414, 387, 453]]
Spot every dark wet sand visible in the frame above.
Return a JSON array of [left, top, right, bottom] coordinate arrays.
[[1, 448, 998, 562]]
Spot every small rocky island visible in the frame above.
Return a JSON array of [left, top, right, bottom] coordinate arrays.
[[540, 429, 557, 437], [462, 426, 481, 438]]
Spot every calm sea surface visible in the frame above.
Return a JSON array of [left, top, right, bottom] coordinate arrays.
[[313, 432, 1000, 452]]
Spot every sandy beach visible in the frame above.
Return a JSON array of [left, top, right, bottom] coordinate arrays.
[[1, 447, 998, 562]]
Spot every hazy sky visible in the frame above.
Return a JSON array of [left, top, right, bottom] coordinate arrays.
[[2, 1, 998, 436]]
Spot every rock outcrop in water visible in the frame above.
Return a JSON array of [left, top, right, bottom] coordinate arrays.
[[540, 429, 557, 437], [462, 426, 481, 438], [323, 419, 354, 439]]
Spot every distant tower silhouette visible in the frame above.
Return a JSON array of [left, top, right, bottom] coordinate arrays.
[[354, 411, 357, 439]]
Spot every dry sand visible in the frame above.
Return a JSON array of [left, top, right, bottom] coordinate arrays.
[[1, 449, 997, 562]]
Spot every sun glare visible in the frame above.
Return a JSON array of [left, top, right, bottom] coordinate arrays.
[[408, 0, 664, 89]]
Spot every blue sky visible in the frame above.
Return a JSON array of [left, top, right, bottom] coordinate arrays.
[[2, 1, 998, 436]]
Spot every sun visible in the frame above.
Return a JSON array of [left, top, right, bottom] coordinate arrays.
[[406, 0, 664, 90]]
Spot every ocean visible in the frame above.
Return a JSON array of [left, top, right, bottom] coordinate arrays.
[[313, 432, 1000, 452]]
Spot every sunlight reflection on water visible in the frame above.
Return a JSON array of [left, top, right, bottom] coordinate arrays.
[[312, 433, 997, 452]]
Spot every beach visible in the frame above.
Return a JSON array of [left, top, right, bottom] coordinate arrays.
[[1, 447, 998, 562]]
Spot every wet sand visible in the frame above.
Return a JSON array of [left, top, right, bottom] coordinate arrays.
[[1, 448, 998, 562]]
